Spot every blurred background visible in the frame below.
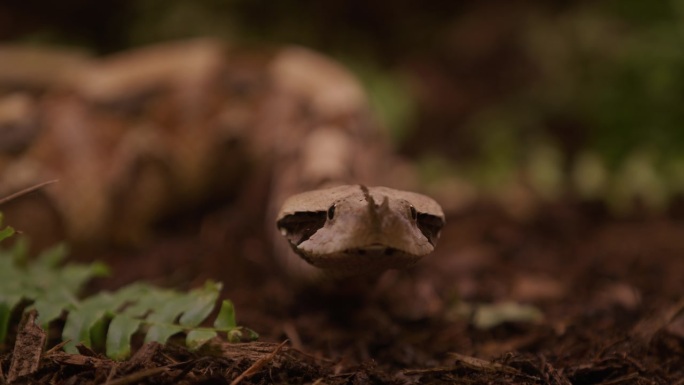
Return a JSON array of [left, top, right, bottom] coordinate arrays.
[[2, 0, 684, 217]]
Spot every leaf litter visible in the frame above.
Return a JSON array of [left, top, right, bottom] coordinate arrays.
[[1, 202, 684, 384]]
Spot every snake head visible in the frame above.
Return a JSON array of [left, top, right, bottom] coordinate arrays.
[[276, 185, 445, 276]]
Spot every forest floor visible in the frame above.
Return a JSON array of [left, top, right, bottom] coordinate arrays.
[[2, 200, 683, 384]]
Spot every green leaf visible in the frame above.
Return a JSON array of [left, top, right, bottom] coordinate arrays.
[[62, 293, 118, 353], [213, 300, 237, 330], [186, 329, 217, 350], [89, 316, 109, 352], [0, 213, 13, 243], [35, 243, 68, 267], [245, 328, 259, 341], [0, 293, 17, 310], [146, 289, 200, 326], [63, 310, 104, 353], [106, 315, 142, 360], [112, 282, 160, 317], [0, 225, 14, 243], [227, 327, 260, 343], [53, 262, 110, 294], [144, 323, 184, 345], [9, 237, 28, 265], [178, 281, 221, 327], [32, 286, 80, 327]]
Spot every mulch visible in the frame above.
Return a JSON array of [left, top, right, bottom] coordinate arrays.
[[2, 201, 683, 384]]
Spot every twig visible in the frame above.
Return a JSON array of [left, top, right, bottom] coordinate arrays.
[[230, 340, 288, 385], [44, 339, 71, 355], [0, 179, 59, 206], [105, 365, 118, 385], [104, 364, 176, 385], [597, 372, 639, 385]]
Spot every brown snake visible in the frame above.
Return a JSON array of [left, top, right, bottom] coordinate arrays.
[[0, 39, 445, 278]]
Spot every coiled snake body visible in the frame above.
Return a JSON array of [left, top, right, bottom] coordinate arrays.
[[0, 39, 444, 277]]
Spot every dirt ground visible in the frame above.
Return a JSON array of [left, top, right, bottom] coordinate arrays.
[[2, 199, 683, 384]]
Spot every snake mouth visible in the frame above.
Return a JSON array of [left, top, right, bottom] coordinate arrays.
[[305, 246, 421, 277], [351, 244, 397, 256]]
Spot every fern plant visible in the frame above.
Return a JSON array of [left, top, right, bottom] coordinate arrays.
[[0, 213, 13, 243], [0, 213, 257, 360]]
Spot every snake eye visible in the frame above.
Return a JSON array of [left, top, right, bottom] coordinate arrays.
[[327, 204, 336, 220], [409, 205, 417, 220]]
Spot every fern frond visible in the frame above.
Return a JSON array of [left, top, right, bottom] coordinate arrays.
[[0, 236, 258, 360]]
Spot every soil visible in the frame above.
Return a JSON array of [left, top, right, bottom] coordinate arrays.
[[2, 199, 683, 384]]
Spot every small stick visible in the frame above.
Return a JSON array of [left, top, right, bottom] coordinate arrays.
[[0, 179, 58, 206], [230, 340, 288, 385]]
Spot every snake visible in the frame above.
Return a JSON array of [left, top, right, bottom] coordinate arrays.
[[0, 38, 445, 278], [277, 185, 444, 277]]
